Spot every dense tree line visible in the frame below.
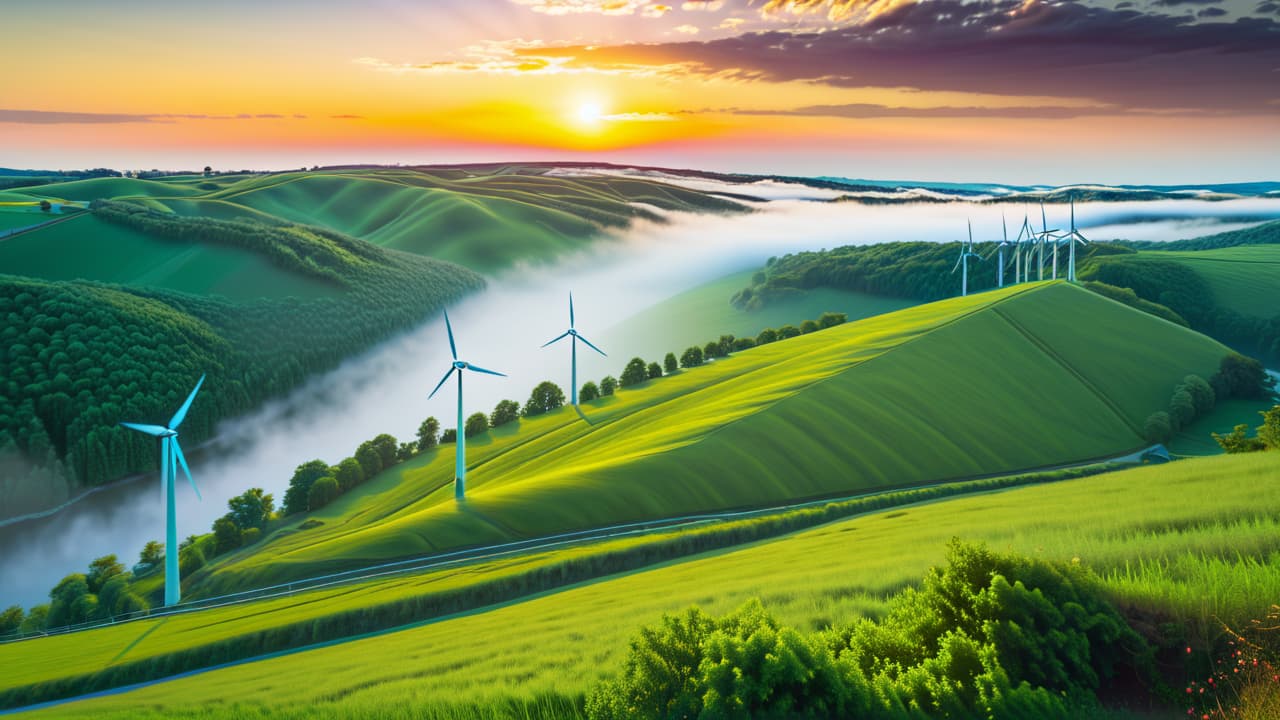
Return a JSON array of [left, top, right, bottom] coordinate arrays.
[[1143, 354, 1274, 444], [0, 210, 482, 517]]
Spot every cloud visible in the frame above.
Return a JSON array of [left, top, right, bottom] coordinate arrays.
[[1151, 0, 1219, 5], [0, 109, 310, 124], [1256, 0, 1280, 14], [518, 0, 1280, 113], [682, 0, 724, 10], [718, 17, 746, 28], [330, 114, 364, 119], [1197, 6, 1227, 17], [722, 102, 1230, 119], [759, 0, 918, 23], [642, 3, 671, 16], [600, 111, 679, 121], [510, 0, 646, 14], [674, 23, 701, 33]]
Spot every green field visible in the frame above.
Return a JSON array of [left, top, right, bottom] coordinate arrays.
[[13, 177, 205, 201], [187, 281, 1229, 595], [1142, 246, 1280, 318], [0, 214, 338, 300], [13, 452, 1278, 719]]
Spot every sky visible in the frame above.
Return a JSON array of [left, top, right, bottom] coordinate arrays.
[[1, 0, 1277, 183]]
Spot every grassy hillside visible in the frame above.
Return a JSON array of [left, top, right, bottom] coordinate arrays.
[[190, 281, 1230, 594], [13, 177, 205, 201], [13, 451, 1278, 719], [1139, 246, 1280, 318]]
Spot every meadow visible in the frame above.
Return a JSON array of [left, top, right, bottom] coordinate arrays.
[[1140, 245, 1280, 319], [12, 451, 1278, 719]]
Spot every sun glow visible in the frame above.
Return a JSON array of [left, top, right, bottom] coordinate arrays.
[[576, 101, 604, 126]]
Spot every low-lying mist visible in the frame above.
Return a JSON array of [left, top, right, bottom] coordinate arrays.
[[2, 194, 1278, 608]]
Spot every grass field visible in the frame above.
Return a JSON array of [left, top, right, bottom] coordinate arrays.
[[187, 281, 1230, 595], [1142, 246, 1280, 318], [15, 451, 1278, 719], [11, 177, 205, 202], [0, 213, 338, 300]]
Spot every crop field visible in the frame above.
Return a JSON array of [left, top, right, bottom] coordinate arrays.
[[1143, 246, 1280, 318], [189, 281, 1229, 595], [0, 213, 339, 300], [14, 451, 1279, 719]]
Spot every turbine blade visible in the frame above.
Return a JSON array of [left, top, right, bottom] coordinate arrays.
[[952, 252, 962, 274], [465, 364, 507, 378], [1002, 213, 1008, 243], [172, 439, 201, 502], [576, 333, 607, 357], [120, 422, 169, 437], [444, 310, 458, 360], [569, 293, 575, 329], [168, 374, 205, 429], [429, 367, 457, 399], [541, 331, 571, 348]]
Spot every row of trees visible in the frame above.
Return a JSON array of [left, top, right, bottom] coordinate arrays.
[[2, 554, 148, 636], [1143, 354, 1274, 444]]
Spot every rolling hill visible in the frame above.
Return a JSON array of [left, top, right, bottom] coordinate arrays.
[[190, 281, 1231, 594]]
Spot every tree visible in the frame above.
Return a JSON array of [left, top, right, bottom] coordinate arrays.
[[800, 319, 819, 334], [1142, 412, 1172, 444], [227, 487, 274, 530], [370, 434, 399, 468], [19, 605, 48, 634], [620, 358, 649, 387], [680, 345, 704, 369], [600, 376, 617, 396], [777, 324, 801, 339], [465, 412, 489, 438], [354, 441, 383, 480], [818, 312, 847, 329], [97, 575, 146, 618], [1168, 389, 1195, 430], [179, 545, 205, 578], [1216, 353, 1270, 399], [755, 328, 779, 345], [46, 573, 91, 628], [491, 399, 520, 428], [308, 476, 339, 511], [213, 515, 242, 555], [1180, 375, 1215, 415], [647, 362, 663, 379], [203, 165, 213, 177], [440, 428, 457, 443], [397, 442, 417, 461], [86, 555, 125, 594], [1259, 405, 1280, 450], [417, 416, 440, 452], [332, 457, 364, 491], [0, 606, 24, 635], [39, 199, 52, 212], [664, 353, 679, 374], [284, 459, 330, 516], [733, 337, 756, 351], [525, 381, 567, 416], [1213, 424, 1266, 454], [138, 540, 164, 569], [717, 335, 736, 356], [703, 341, 721, 359], [580, 381, 600, 402]]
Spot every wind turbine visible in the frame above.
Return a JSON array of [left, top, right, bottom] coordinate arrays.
[[984, 213, 1012, 288], [951, 220, 983, 297], [542, 293, 606, 407], [1015, 212, 1037, 284], [1059, 197, 1090, 281], [1038, 200, 1061, 281], [428, 310, 505, 501], [120, 374, 205, 607]]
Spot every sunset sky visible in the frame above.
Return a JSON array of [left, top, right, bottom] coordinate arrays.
[[2, 0, 1277, 183]]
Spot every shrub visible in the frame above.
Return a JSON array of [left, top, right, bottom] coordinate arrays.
[[717, 335, 736, 356], [525, 381, 566, 416], [1217, 353, 1271, 400], [397, 442, 416, 461], [226, 488, 274, 531], [307, 476, 339, 511], [1169, 389, 1196, 430], [756, 328, 779, 345], [416, 417, 440, 452], [490, 399, 520, 428], [179, 545, 205, 578], [0, 606, 24, 636], [332, 458, 364, 492], [464, 412, 489, 438], [1180, 374, 1215, 415], [663, 352, 679, 374], [680, 346, 704, 369], [212, 516, 242, 556], [354, 442, 383, 482], [817, 312, 847, 329], [620, 358, 649, 387], [579, 381, 600, 402], [702, 341, 720, 359], [283, 459, 330, 516], [240, 527, 262, 545], [440, 428, 457, 443], [138, 540, 164, 568], [777, 324, 801, 339], [600, 376, 617, 396], [646, 362, 663, 379], [1259, 405, 1280, 450], [1143, 411, 1172, 444], [732, 337, 756, 351], [1213, 424, 1267, 454], [800, 319, 819, 334]]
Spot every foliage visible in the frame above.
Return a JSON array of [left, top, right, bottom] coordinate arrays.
[[1082, 281, 1187, 327], [308, 476, 340, 511], [213, 516, 243, 556], [179, 544, 205, 578], [800, 320, 819, 334], [600, 376, 617, 396], [1260, 406, 1280, 450], [417, 417, 441, 452], [226, 488, 274, 531], [817, 312, 846, 329], [369, 434, 399, 469], [580, 382, 600, 402], [137, 540, 164, 569], [355, 440, 383, 479], [441, 428, 457, 444], [702, 341, 720, 360], [647, 362, 663, 380], [755, 328, 779, 345], [86, 555, 125, 594], [1216, 354, 1272, 400], [525, 381, 567, 416], [332, 458, 364, 492], [663, 353, 679, 374], [465, 412, 490, 438], [1185, 605, 1280, 719], [620, 358, 650, 388], [680, 346, 704, 369], [1143, 411, 1173, 444], [491, 400, 520, 428], [283, 460, 331, 516], [0, 607, 23, 636]]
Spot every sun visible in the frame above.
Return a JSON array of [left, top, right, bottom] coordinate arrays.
[[575, 101, 604, 126]]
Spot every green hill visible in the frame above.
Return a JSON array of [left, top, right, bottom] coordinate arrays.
[[13, 177, 205, 201], [7, 451, 1277, 718], [193, 281, 1230, 594], [1124, 246, 1280, 319]]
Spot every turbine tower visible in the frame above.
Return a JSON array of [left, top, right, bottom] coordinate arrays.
[[428, 310, 505, 501], [1038, 200, 1061, 281], [120, 374, 205, 607], [985, 213, 1012, 288], [1015, 212, 1037, 284], [1060, 197, 1090, 281], [951, 220, 983, 297], [542, 293, 606, 407]]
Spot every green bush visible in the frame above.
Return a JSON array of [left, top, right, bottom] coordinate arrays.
[[464, 412, 489, 438], [307, 476, 339, 511], [524, 381, 566, 416], [777, 324, 801, 339], [332, 458, 364, 492], [620, 358, 649, 388], [580, 381, 600, 402], [212, 516, 242, 556], [490, 400, 520, 428], [800, 320, 819, 334], [647, 362, 663, 379], [680, 346, 704, 369], [600, 376, 617, 396], [1143, 411, 1172, 444], [756, 328, 779, 345], [663, 353, 679, 374]]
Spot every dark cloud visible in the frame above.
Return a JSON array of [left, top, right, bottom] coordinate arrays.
[[523, 0, 1280, 113], [727, 103, 1154, 119], [1115, 1, 1134, 7], [1151, 0, 1219, 6], [1256, 0, 1280, 14], [1197, 6, 1227, 16]]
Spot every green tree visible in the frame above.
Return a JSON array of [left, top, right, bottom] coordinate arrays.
[[663, 352, 679, 374], [647, 362, 663, 379], [1180, 375, 1215, 415], [179, 544, 205, 578], [396, 442, 417, 461], [680, 345, 704, 369], [800, 319, 819, 334], [283, 459, 331, 516], [370, 434, 399, 468], [580, 381, 600, 402], [46, 573, 91, 628], [777, 324, 802, 339], [620, 357, 649, 387], [138, 540, 164, 569], [86, 555, 125, 594], [702, 340, 720, 359], [1212, 424, 1266, 454], [0, 606, 24, 635], [733, 337, 756, 351], [417, 416, 440, 452], [440, 428, 457, 443], [97, 575, 147, 618], [490, 399, 520, 427], [1258, 405, 1280, 450], [817, 311, 847, 329], [20, 605, 48, 634], [308, 476, 339, 511], [525, 381, 567, 416], [465, 411, 489, 438], [600, 376, 617, 396], [355, 441, 383, 480], [1142, 411, 1172, 444], [212, 515, 243, 555], [226, 487, 274, 530], [717, 335, 736, 356], [1217, 353, 1270, 399], [1168, 389, 1196, 430], [755, 328, 779, 345], [332, 457, 364, 492]]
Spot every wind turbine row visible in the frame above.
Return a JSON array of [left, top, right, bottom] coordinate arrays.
[[959, 197, 1090, 296], [429, 294, 605, 502]]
